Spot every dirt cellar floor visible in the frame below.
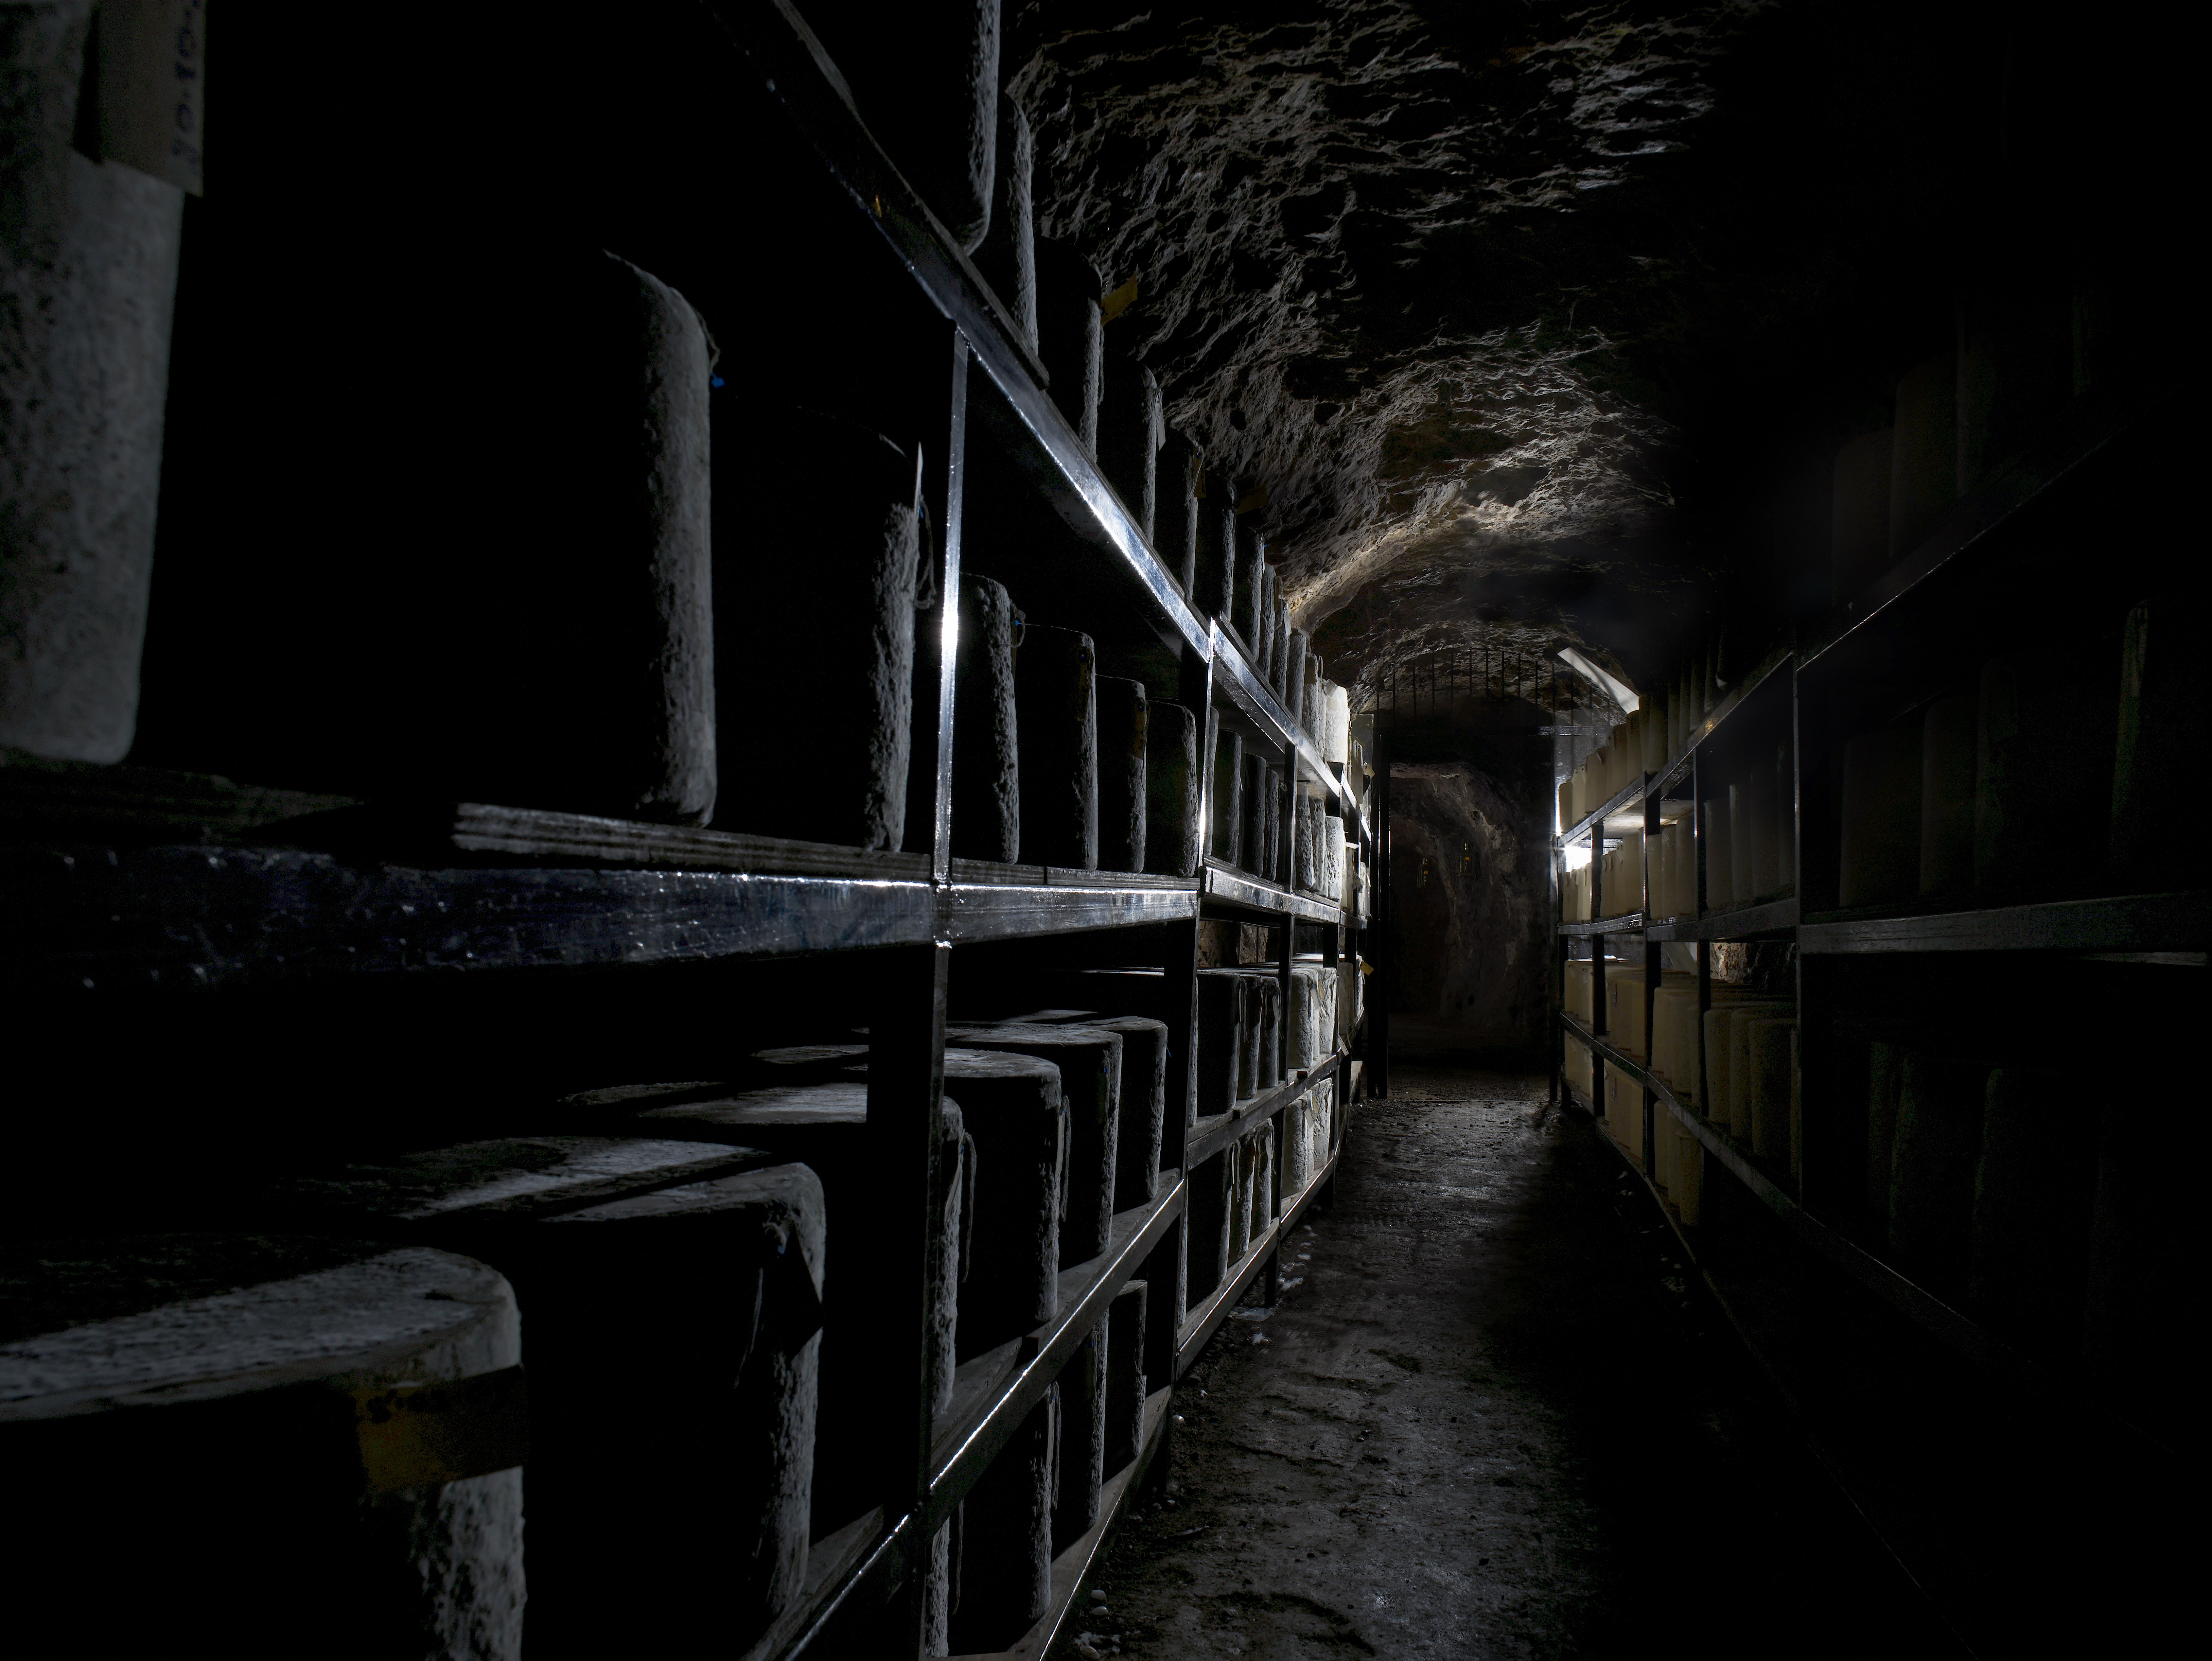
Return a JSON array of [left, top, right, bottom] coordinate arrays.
[[1074, 1069, 1959, 1661]]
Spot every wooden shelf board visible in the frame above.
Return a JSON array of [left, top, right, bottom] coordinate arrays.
[[926, 1177, 1186, 1532]]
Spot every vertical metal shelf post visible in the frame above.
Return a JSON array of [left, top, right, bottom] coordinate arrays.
[[1643, 780, 1662, 1173]]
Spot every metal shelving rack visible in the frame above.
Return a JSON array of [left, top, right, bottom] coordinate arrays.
[[1545, 366, 2194, 1650], [1, 5, 1373, 1658]]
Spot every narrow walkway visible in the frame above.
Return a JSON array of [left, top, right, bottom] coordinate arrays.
[[1080, 1069, 1946, 1660]]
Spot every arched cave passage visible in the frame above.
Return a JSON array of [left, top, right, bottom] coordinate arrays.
[[1, 5, 2187, 1660]]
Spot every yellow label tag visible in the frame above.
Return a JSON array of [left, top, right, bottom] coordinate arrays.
[[1237, 487, 1269, 514], [350, 1366, 529, 1494], [98, 0, 206, 195], [1101, 276, 1140, 322]]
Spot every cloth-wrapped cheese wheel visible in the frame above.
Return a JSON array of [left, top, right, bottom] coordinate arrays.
[[1157, 431, 1204, 596], [0, 22, 183, 766], [1036, 238, 1104, 453], [1096, 676, 1148, 873], [1052, 1317, 1107, 1551], [1211, 717, 1245, 866], [1, 1235, 527, 1661], [1100, 354, 1164, 543], [945, 1026, 1124, 1265], [954, 573, 1023, 862], [951, 1385, 1058, 1652], [1889, 1054, 1991, 1293], [971, 93, 1036, 349], [574, 1081, 972, 1535], [1144, 700, 1203, 878], [1094, 1015, 1170, 1210], [1017, 626, 1100, 870], [1198, 970, 1248, 1116], [1105, 1280, 1148, 1471], [1918, 693, 1977, 896], [259, 1138, 824, 1652], [716, 403, 925, 849]]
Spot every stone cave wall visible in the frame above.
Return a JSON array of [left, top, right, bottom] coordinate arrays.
[[1386, 760, 1549, 1058]]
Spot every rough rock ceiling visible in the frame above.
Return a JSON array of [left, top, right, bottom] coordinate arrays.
[[1006, 0, 1981, 709]]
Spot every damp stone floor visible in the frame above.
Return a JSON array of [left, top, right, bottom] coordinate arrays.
[[1068, 1068, 1951, 1660]]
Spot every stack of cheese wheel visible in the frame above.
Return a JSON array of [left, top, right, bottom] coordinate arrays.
[[1244, 974, 1280, 1094], [1648, 821, 1679, 919], [1565, 1035, 1597, 1103], [1236, 973, 1266, 1100], [945, 1025, 1125, 1269], [1603, 964, 1649, 1059], [1603, 1060, 1643, 1164], [1702, 794, 1735, 909], [953, 1384, 1058, 1651], [1839, 722, 1922, 907], [1189, 1148, 1233, 1301], [1648, 976, 1701, 1096], [1971, 1068, 2097, 1349], [1671, 1121, 1705, 1224], [1227, 1132, 1255, 1261], [1288, 964, 1325, 1071], [1252, 1120, 1276, 1235], [1282, 1088, 1313, 1197], [1092, 1015, 1170, 1212], [1888, 1053, 1990, 1295], [259, 1137, 824, 1654], [1744, 1015, 1798, 1162], [592, 1077, 968, 1552], [1662, 988, 1706, 1107], [1105, 1281, 1149, 1474], [1309, 1070, 1327, 1176], [0, 1236, 527, 1659], [1053, 1315, 1108, 1554], [1322, 682, 1350, 766], [1197, 970, 1249, 1116], [1698, 995, 1793, 1140], [1564, 959, 1596, 1026]]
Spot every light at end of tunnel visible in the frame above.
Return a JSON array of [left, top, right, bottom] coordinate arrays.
[[1562, 841, 1591, 872]]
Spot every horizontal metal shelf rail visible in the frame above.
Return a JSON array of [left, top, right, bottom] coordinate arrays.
[[1184, 1050, 1348, 1170], [926, 1179, 1187, 1535], [1643, 895, 1800, 942], [1557, 912, 1644, 938], [737, 1506, 891, 1661], [1800, 382, 2145, 672], [1799, 890, 2210, 955], [1557, 1015, 2169, 1457], [1174, 1150, 1339, 1378], [954, 1387, 1173, 1661], [720, 3, 1350, 815], [1200, 862, 1344, 924], [1555, 645, 1796, 848]]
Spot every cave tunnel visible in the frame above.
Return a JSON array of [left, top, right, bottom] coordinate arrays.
[[1, 4, 2192, 1658]]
